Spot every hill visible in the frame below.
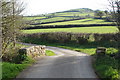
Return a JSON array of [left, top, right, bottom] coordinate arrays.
[[47, 8, 94, 17], [56, 8, 94, 13], [24, 8, 111, 28]]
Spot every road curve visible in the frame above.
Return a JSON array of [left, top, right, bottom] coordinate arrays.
[[17, 43, 97, 78]]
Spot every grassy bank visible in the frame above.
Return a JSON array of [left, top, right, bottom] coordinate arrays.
[[2, 56, 35, 80], [2, 62, 27, 79], [2, 43, 35, 79], [93, 56, 119, 80]]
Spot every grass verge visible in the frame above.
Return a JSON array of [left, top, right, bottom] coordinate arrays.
[[93, 56, 119, 80], [2, 62, 28, 80], [2, 56, 35, 80], [46, 50, 56, 56]]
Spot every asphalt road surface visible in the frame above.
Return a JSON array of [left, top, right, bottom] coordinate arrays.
[[17, 43, 97, 78]]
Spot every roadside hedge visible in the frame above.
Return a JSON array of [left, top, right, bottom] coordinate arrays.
[[21, 32, 120, 45]]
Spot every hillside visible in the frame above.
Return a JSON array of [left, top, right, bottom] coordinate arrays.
[[24, 8, 95, 25], [24, 8, 114, 28], [56, 8, 94, 13], [47, 8, 94, 17]]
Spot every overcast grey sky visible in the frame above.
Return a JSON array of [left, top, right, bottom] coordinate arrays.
[[22, 0, 109, 16]]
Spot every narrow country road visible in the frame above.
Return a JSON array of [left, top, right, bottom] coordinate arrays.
[[17, 43, 97, 78]]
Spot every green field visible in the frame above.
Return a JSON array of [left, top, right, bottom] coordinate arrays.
[[24, 16, 46, 20], [23, 8, 95, 24], [42, 18, 112, 25], [55, 12, 94, 17], [22, 26, 118, 34], [34, 17, 74, 23]]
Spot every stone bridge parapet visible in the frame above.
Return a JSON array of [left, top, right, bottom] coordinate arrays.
[[19, 45, 46, 58]]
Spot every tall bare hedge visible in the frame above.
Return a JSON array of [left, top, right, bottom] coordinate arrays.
[[108, 0, 120, 30], [1, 0, 25, 60]]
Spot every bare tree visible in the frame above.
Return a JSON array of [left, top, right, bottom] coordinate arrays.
[[94, 10, 104, 19], [0, 1, 2, 61], [108, 1, 120, 74], [1, 0, 25, 60], [108, 0, 120, 31]]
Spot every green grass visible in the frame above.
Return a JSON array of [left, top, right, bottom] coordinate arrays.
[[24, 12, 94, 24], [22, 26, 118, 34], [24, 16, 46, 21], [55, 12, 94, 17], [2, 62, 28, 79], [2, 56, 35, 79], [15, 43, 29, 48], [93, 56, 119, 79], [2, 43, 35, 79], [57, 45, 96, 55], [34, 17, 74, 23], [42, 18, 112, 25], [46, 50, 56, 56], [53, 45, 118, 55], [0, 62, 2, 80]]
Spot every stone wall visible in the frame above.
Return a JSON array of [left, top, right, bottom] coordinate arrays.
[[96, 47, 106, 58], [19, 45, 46, 58]]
